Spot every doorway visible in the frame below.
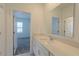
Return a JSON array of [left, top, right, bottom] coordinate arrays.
[[64, 16, 73, 37], [52, 16, 59, 35], [13, 11, 31, 55]]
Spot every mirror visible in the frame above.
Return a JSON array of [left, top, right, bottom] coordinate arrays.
[[51, 3, 74, 38]]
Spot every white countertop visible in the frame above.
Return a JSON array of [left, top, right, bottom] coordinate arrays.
[[33, 34, 79, 56]]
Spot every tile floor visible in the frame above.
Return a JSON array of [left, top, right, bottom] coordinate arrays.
[[16, 52, 31, 56], [14, 48, 30, 55]]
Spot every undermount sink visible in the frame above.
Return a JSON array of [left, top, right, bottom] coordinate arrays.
[[34, 34, 54, 45], [36, 35, 50, 44]]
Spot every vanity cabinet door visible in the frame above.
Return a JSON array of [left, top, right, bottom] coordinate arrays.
[[37, 42, 49, 56], [33, 39, 49, 56], [33, 39, 38, 56], [33, 39, 42, 56]]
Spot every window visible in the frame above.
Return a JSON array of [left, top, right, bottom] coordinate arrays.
[[17, 22, 23, 33]]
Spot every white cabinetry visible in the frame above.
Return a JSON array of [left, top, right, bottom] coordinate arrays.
[[33, 39, 49, 56], [33, 39, 39, 56], [37, 42, 49, 56]]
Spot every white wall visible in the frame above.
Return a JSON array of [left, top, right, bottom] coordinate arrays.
[[43, 3, 60, 34], [0, 4, 6, 55], [74, 4, 79, 41]]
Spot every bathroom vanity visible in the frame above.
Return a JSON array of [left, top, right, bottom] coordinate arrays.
[[33, 34, 54, 56], [33, 34, 79, 56]]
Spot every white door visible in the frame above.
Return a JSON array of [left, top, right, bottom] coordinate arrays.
[[64, 17, 73, 37], [13, 16, 17, 54], [0, 7, 5, 55], [13, 11, 31, 55], [52, 16, 59, 35]]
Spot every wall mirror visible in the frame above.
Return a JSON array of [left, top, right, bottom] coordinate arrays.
[[51, 3, 74, 38]]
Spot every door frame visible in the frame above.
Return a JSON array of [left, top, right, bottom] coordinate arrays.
[[0, 5, 6, 56], [12, 10, 32, 55]]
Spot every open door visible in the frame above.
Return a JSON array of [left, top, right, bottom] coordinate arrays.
[[13, 11, 30, 55], [64, 17, 73, 37], [52, 16, 59, 35]]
